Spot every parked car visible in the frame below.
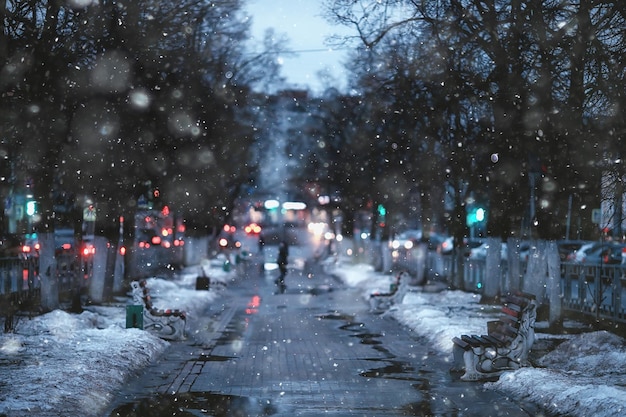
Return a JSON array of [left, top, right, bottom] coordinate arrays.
[[469, 241, 530, 261], [22, 233, 40, 258], [462, 239, 485, 257], [557, 240, 589, 262], [570, 241, 607, 263], [580, 242, 625, 264], [136, 228, 161, 249], [390, 229, 422, 251], [54, 229, 76, 256], [0, 234, 28, 258]]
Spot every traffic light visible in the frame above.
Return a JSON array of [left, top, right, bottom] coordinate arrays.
[[467, 207, 486, 226], [475, 207, 485, 222], [377, 204, 386, 227], [26, 200, 36, 216]]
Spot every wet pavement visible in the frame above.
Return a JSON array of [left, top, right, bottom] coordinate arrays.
[[103, 252, 539, 416]]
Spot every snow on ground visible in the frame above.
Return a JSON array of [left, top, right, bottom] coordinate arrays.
[[0, 259, 232, 417], [332, 261, 626, 417], [1, 254, 625, 417]]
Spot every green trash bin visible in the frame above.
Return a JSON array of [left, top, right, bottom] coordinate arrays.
[[126, 305, 144, 329], [223, 259, 231, 272]]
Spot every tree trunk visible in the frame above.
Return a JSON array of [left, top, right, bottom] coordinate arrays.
[[546, 240, 563, 328], [481, 237, 502, 303]]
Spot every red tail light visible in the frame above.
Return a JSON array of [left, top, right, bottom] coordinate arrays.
[[82, 245, 95, 257]]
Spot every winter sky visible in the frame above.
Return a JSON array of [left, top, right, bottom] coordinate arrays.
[[245, 0, 351, 93]]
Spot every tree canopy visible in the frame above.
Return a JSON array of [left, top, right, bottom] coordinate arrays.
[[1, 0, 285, 236], [321, 0, 625, 241]]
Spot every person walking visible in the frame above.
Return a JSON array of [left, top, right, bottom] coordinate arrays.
[[276, 240, 289, 292]]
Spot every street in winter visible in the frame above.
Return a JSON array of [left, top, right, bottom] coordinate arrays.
[[2, 1, 626, 416], [1, 230, 624, 416]]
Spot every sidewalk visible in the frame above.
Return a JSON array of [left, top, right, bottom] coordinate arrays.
[[328, 259, 626, 417]]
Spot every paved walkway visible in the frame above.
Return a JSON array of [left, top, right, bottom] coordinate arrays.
[[104, 255, 538, 416]]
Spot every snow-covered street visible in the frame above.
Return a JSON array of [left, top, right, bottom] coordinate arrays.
[[1, 255, 624, 417]]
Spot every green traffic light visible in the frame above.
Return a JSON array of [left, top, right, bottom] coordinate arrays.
[[475, 208, 485, 222]]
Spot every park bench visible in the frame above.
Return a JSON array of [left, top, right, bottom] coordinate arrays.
[[451, 291, 537, 381], [368, 271, 410, 312], [130, 280, 186, 340]]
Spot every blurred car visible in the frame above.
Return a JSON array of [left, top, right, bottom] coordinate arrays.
[[0, 234, 32, 259], [469, 241, 530, 261], [244, 222, 262, 235], [218, 235, 241, 250], [437, 235, 454, 254], [570, 242, 606, 263], [580, 243, 625, 264], [54, 229, 76, 256], [22, 233, 41, 258], [557, 240, 589, 262], [136, 228, 161, 249], [462, 239, 485, 257], [390, 230, 422, 251], [469, 241, 505, 260]]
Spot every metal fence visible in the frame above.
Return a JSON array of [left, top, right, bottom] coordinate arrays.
[[0, 257, 41, 329], [560, 262, 626, 323], [460, 256, 626, 325], [377, 238, 626, 325], [0, 257, 40, 295]]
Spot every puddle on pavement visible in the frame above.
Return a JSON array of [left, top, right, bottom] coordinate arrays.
[[352, 332, 383, 345], [195, 353, 233, 362], [315, 312, 354, 321], [318, 309, 435, 416], [360, 360, 414, 378], [107, 392, 278, 417]]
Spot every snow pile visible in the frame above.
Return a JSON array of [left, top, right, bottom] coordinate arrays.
[[489, 331, 626, 416], [0, 267, 228, 417], [332, 262, 626, 417]]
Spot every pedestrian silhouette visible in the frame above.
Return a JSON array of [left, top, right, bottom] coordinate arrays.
[[276, 240, 289, 292]]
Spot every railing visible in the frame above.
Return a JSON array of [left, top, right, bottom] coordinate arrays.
[[561, 262, 626, 323], [383, 242, 626, 325], [0, 257, 40, 295], [460, 256, 626, 324], [0, 257, 41, 329]]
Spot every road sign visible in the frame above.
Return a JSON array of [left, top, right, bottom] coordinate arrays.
[[591, 208, 601, 224]]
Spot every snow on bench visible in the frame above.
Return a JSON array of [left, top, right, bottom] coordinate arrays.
[[451, 291, 537, 381], [368, 271, 410, 312], [130, 280, 186, 341]]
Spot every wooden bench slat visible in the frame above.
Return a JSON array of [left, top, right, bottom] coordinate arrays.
[[461, 334, 484, 347], [498, 315, 520, 327], [501, 306, 521, 318], [452, 336, 469, 349], [481, 334, 505, 346], [472, 335, 493, 345], [503, 294, 529, 307]]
